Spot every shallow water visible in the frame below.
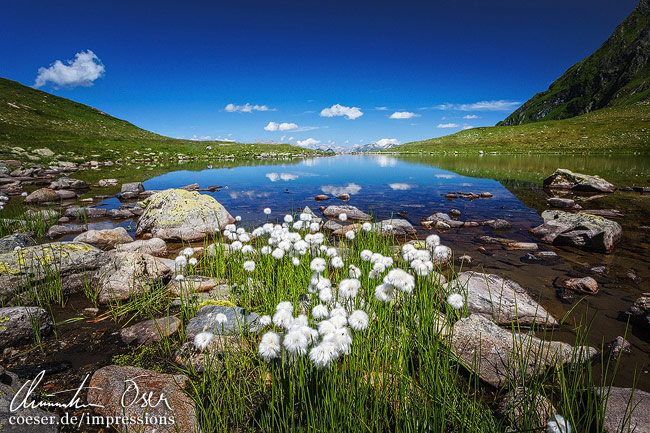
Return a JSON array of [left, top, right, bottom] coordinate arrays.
[[12, 153, 650, 392]]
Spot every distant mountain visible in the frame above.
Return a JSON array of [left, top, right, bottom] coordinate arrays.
[[350, 140, 401, 153], [499, 0, 650, 125]]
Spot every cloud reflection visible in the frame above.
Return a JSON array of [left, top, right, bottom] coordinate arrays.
[[321, 183, 362, 196]]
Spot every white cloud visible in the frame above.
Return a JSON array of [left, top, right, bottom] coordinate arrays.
[[321, 183, 362, 196], [34, 50, 105, 88], [426, 100, 520, 111], [375, 106, 389, 111], [373, 138, 401, 147], [437, 123, 460, 128], [266, 172, 299, 182], [389, 111, 420, 119], [463, 114, 479, 119], [374, 155, 397, 167], [297, 137, 320, 147], [225, 103, 274, 113], [463, 124, 474, 130], [389, 183, 415, 190], [264, 121, 298, 131], [320, 104, 363, 120]]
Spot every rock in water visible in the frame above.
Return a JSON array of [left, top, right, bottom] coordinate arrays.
[[0, 242, 107, 300], [626, 293, 650, 331], [451, 314, 596, 388], [185, 305, 261, 339], [136, 189, 235, 241], [444, 271, 558, 327], [88, 365, 198, 433], [530, 210, 622, 253], [321, 205, 372, 221], [0, 233, 36, 253], [73, 227, 133, 250], [48, 177, 89, 190], [23, 187, 59, 203], [95, 252, 172, 304], [0, 306, 53, 349], [543, 169, 615, 193], [120, 316, 181, 345], [597, 387, 650, 433]]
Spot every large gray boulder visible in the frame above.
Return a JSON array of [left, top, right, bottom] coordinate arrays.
[[120, 316, 181, 345], [320, 205, 372, 222], [451, 314, 596, 388], [373, 218, 416, 236], [115, 238, 168, 256], [543, 168, 616, 193], [63, 206, 107, 219], [95, 252, 172, 304], [136, 189, 235, 241], [444, 272, 558, 327], [73, 227, 133, 250], [0, 307, 53, 349], [48, 176, 88, 190], [0, 242, 107, 300], [88, 365, 198, 433], [185, 305, 261, 339], [0, 233, 36, 253], [597, 387, 650, 433], [23, 187, 59, 204], [530, 210, 622, 253]]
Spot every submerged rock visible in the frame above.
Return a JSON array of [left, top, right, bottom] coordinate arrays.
[[320, 204, 372, 221], [557, 276, 599, 294], [95, 252, 172, 304], [626, 293, 650, 331], [48, 176, 88, 190], [185, 305, 261, 339], [444, 272, 558, 327], [23, 187, 59, 203], [46, 224, 85, 238], [0, 233, 36, 253], [597, 387, 650, 433], [530, 210, 622, 253], [373, 218, 416, 236], [0, 306, 53, 349], [451, 314, 596, 388], [543, 168, 616, 193], [547, 197, 577, 209], [120, 316, 181, 345], [73, 227, 133, 250], [136, 189, 235, 241], [63, 206, 107, 219], [88, 365, 198, 433], [0, 242, 107, 300]]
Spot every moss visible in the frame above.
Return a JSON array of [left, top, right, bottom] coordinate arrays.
[[112, 344, 166, 373], [197, 299, 237, 309]]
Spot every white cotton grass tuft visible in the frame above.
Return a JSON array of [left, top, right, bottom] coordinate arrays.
[[318, 320, 337, 335], [312, 304, 329, 320], [324, 327, 353, 355], [259, 315, 272, 327], [383, 268, 415, 293], [283, 329, 309, 356], [330, 314, 348, 329], [193, 332, 214, 351], [264, 207, 272, 215], [326, 247, 338, 258], [272, 248, 285, 259], [258, 331, 282, 362], [338, 278, 361, 299], [175, 274, 185, 281], [426, 234, 441, 247], [331, 256, 344, 269], [319, 287, 333, 303], [276, 301, 293, 313], [345, 230, 355, 240], [21, 192, 28, 197], [348, 265, 361, 278], [546, 414, 572, 433], [182, 247, 195, 257], [284, 214, 293, 223], [338, 213, 348, 221], [188, 257, 198, 266], [360, 250, 373, 261], [235, 215, 242, 221], [447, 293, 464, 310], [362, 222, 372, 232], [292, 257, 301, 266], [310, 257, 327, 273], [231, 241, 243, 251], [375, 283, 395, 302], [309, 341, 339, 369], [261, 246, 272, 255], [310, 222, 320, 232], [242, 245, 253, 254], [348, 310, 369, 331], [272, 309, 293, 329], [215, 313, 228, 324]]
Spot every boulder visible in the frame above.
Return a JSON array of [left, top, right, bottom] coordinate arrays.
[[323, 220, 343, 232], [88, 365, 198, 433], [46, 224, 85, 239], [597, 387, 650, 433], [118, 182, 145, 199], [0, 306, 53, 348], [63, 206, 107, 219], [48, 177, 88, 190], [530, 210, 622, 253], [495, 386, 555, 431], [626, 293, 650, 330], [422, 212, 465, 228], [185, 305, 261, 339], [444, 272, 558, 327], [115, 238, 168, 256], [106, 208, 135, 219], [547, 197, 577, 209], [98, 178, 118, 187], [484, 219, 512, 231], [320, 205, 371, 222], [543, 168, 615, 193], [174, 336, 249, 373], [23, 187, 59, 203], [557, 276, 598, 294], [167, 276, 227, 297], [120, 316, 181, 345], [32, 148, 54, 157], [373, 218, 416, 236], [315, 194, 330, 201], [136, 189, 235, 241], [55, 189, 77, 200], [451, 314, 596, 388], [0, 242, 107, 300], [95, 252, 172, 304], [0, 233, 36, 253], [73, 227, 133, 250]]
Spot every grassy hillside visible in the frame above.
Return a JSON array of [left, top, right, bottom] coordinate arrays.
[[0, 77, 325, 162], [500, 0, 650, 125], [385, 103, 650, 154]]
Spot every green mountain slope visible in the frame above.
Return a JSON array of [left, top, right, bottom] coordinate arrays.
[[500, 0, 650, 125], [0, 77, 323, 161], [384, 103, 650, 154]]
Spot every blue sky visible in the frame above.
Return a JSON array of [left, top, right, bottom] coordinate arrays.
[[0, 0, 639, 148]]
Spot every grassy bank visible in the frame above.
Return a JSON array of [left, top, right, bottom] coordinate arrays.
[[384, 103, 650, 154]]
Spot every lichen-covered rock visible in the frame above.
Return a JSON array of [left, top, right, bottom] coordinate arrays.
[[530, 210, 622, 253], [444, 272, 558, 327], [73, 227, 133, 250], [0, 242, 107, 300], [0, 233, 36, 253], [543, 168, 616, 193], [0, 306, 53, 349], [120, 316, 181, 345], [95, 252, 172, 304], [597, 387, 650, 433], [451, 314, 596, 388], [63, 206, 107, 219], [320, 205, 372, 222], [46, 224, 85, 239], [185, 305, 261, 339], [373, 218, 416, 236], [136, 189, 235, 241], [115, 238, 168, 256], [88, 365, 198, 433], [23, 187, 59, 203], [167, 276, 227, 297], [48, 177, 89, 190]]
